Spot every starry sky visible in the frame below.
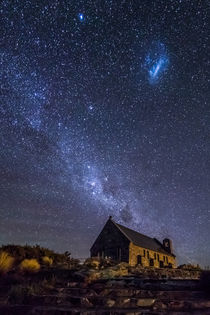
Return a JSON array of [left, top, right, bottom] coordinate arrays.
[[0, 0, 209, 266]]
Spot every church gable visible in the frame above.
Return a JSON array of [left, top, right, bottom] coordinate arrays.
[[90, 217, 130, 262]]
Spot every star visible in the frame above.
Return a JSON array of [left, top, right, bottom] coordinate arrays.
[[78, 13, 84, 22]]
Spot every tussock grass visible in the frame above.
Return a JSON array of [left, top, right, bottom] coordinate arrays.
[[19, 259, 40, 273], [0, 251, 14, 274], [42, 256, 53, 266]]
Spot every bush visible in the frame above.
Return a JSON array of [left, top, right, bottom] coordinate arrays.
[[0, 251, 14, 274], [19, 259, 40, 273], [42, 256, 53, 266], [68, 258, 80, 269]]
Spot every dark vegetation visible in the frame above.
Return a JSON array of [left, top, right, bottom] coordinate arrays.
[[0, 244, 78, 266], [0, 245, 209, 313]]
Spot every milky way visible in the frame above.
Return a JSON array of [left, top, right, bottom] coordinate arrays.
[[0, 0, 209, 266]]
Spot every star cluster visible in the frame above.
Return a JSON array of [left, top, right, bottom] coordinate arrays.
[[145, 42, 169, 84], [0, 0, 209, 265]]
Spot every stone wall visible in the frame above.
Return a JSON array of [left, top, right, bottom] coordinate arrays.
[[129, 242, 176, 268]]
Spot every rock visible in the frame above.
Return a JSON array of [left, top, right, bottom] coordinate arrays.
[[192, 300, 210, 309], [137, 298, 156, 307], [152, 300, 168, 310], [114, 289, 134, 297], [72, 271, 87, 282], [98, 263, 129, 279], [106, 298, 115, 307], [66, 295, 81, 306], [99, 288, 111, 296], [81, 297, 93, 307], [85, 271, 101, 283], [118, 297, 131, 307], [67, 282, 77, 287], [168, 300, 186, 310]]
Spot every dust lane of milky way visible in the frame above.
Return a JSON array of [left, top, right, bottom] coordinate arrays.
[[0, 0, 209, 266]]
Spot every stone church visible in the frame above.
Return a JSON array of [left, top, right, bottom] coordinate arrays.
[[90, 216, 176, 268]]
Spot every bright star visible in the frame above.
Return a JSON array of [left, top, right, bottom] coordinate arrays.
[[78, 13, 84, 21]]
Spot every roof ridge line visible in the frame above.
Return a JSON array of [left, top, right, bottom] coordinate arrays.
[[114, 220, 155, 241]]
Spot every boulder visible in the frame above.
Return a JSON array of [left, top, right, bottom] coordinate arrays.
[[136, 298, 156, 307], [106, 298, 115, 307], [100, 263, 129, 279]]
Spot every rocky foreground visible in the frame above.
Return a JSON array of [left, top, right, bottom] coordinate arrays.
[[0, 264, 210, 314]]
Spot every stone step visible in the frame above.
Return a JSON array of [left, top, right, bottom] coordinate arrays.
[[3, 304, 210, 315], [16, 294, 210, 310], [56, 287, 98, 297], [90, 279, 200, 291], [55, 288, 205, 299], [0, 305, 33, 315]]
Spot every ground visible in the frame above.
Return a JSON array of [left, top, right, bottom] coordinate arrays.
[[0, 262, 210, 314]]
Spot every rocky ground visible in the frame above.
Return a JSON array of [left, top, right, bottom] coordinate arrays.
[[0, 264, 209, 314]]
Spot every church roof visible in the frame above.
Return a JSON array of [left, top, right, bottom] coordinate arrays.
[[111, 218, 175, 257]]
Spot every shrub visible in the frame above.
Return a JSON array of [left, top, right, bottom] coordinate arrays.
[[68, 258, 80, 269], [19, 259, 40, 273], [42, 256, 53, 266], [0, 251, 14, 274]]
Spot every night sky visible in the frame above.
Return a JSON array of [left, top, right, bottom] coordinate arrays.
[[0, 0, 209, 266]]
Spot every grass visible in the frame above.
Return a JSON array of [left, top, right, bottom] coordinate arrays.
[[19, 259, 40, 273], [0, 251, 14, 274], [42, 256, 53, 266]]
